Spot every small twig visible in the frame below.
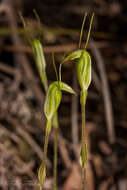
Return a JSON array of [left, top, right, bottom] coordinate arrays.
[[0, 62, 21, 90], [3, 41, 110, 54], [90, 39, 116, 144], [57, 133, 72, 169], [92, 69, 101, 92], [0, 124, 22, 144]]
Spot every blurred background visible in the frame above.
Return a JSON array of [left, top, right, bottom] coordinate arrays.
[[0, 0, 127, 189]]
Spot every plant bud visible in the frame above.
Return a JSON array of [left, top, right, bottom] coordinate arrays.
[[76, 50, 91, 91], [44, 82, 62, 121], [32, 39, 48, 91], [44, 81, 76, 121]]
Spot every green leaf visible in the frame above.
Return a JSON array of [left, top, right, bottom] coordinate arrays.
[[59, 81, 76, 95], [44, 82, 62, 120], [63, 50, 83, 62], [32, 39, 48, 91], [76, 50, 91, 91]]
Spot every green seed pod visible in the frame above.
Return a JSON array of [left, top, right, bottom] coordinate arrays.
[[76, 50, 91, 92], [32, 39, 48, 91], [44, 82, 62, 121]]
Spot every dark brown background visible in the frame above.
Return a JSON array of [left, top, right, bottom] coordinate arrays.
[[0, 0, 127, 189]]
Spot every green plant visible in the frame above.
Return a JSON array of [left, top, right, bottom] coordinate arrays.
[[31, 30, 76, 190], [20, 11, 94, 190], [19, 11, 61, 189], [31, 12, 60, 190], [32, 43, 75, 189], [63, 13, 94, 190], [38, 59, 75, 189], [32, 32, 59, 190]]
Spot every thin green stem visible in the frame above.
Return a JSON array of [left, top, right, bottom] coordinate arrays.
[[19, 12, 32, 44], [44, 119, 52, 161], [33, 9, 43, 40], [19, 12, 26, 29], [53, 128, 58, 190], [80, 90, 87, 190], [38, 120, 51, 189], [81, 99, 86, 190], [33, 9, 41, 29], [53, 113, 58, 190], [41, 52, 59, 190], [40, 72, 48, 92], [51, 53, 59, 189], [79, 13, 87, 49], [52, 52, 59, 83], [84, 13, 94, 49], [59, 61, 64, 82], [82, 168, 86, 190]]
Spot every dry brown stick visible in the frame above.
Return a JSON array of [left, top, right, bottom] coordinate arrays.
[[3, 41, 110, 54], [6, 117, 51, 167], [16, 126, 43, 161], [90, 39, 116, 144], [57, 133, 72, 169], [0, 62, 17, 75], [0, 124, 22, 144], [92, 69, 101, 92], [14, 157, 35, 176], [0, 62, 21, 90], [3, 44, 77, 54]]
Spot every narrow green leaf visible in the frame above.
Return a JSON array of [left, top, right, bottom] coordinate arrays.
[[63, 49, 83, 62], [59, 81, 76, 95]]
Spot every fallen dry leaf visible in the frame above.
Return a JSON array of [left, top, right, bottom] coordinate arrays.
[[63, 162, 82, 190]]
